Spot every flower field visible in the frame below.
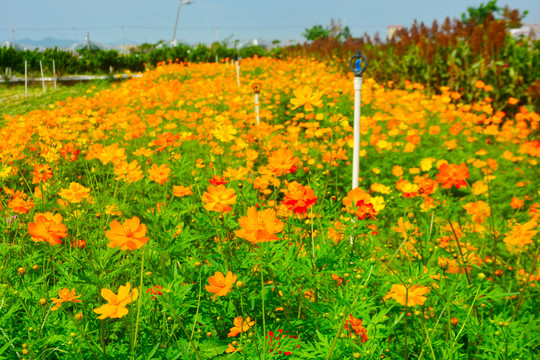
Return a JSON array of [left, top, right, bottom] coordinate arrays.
[[0, 56, 539, 359]]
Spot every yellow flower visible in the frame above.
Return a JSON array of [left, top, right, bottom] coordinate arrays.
[[94, 282, 138, 319], [58, 182, 90, 203], [290, 86, 323, 112], [384, 284, 430, 307]]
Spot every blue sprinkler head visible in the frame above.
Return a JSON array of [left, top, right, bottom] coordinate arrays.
[[350, 50, 368, 77]]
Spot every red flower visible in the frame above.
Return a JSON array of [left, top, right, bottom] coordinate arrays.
[[267, 329, 300, 356], [209, 175, 228, 185], [345, 315, 368, 343], [355, 200, 376, 220], [281, 181, 317, 214], [436, 163, 469, 189]]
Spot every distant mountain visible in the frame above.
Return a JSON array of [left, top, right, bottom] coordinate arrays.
[[14, 37, 138, 49], [19, 37, 79, 49]]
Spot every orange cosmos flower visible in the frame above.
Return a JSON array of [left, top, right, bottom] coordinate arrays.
[[8, 196, 34, 214], [436, 163, 469, 189], [31, 164, 53, 184], [28, 212, 68, 245], [228, 316, 255, 337], [99, 144, 127, 165], [114, 160, 144, 183], [355, 200, 377, 220], [94, 282, 138, 319], [268, 148, 298, 176], [384, 284, 430, 307], [58, 182, 90, 203], [290, 85, 323, 112], [235, 207, 284, 243], [105, 216, 149, 250], [503, 220, 537, 253], [474, 80, 485, 89], [51, 288, 82, 311], [201, 185, 236, 213], [148, 163, 171, 185], [345, 315, 368, 343], [172, 185, 193, 197], [206, 271, 237, 298], [507, 97, 519, 105], [463, 201, 490, 225], [281, 181, 317, 214]]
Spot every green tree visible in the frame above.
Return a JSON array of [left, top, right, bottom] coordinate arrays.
[[461, 0, 501, 24], [302, 25, 331, 41]]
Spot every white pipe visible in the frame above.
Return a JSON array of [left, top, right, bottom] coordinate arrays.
[[40, 60, 46, 94], [352, 76, 363, 189], [24, 60, 27, 97], [255, 93, 259, 125], [236, 60, 240, 87], [53, 60, 57, 89]]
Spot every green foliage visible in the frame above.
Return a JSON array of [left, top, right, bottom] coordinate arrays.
[[302, 25, 332, 41], [461, 0, 501, 24]]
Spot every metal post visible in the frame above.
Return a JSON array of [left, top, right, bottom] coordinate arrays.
[[24, 60, 27, 98], [52, 60, 57, 89], [349, 50, 368, 190], [236, 60, 240, 87], [39, 60, 46, 94], [252, 83, 262, 125], [172, 0, 193, 46], [349, 50, 368, 246]]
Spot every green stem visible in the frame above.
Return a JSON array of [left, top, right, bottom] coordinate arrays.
[[259, 246, 267, 360], [132, 251, 145, 352], [325, 314, 348, 360]]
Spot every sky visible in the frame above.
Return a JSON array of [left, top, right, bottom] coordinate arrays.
[[1, 0, 539, 46]]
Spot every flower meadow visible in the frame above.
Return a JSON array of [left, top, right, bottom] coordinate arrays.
[[0, 56, 539, 360]]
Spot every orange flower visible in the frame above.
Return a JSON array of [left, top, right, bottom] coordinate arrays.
[[114, 160, 144, 183], [436, 163, 469, 189], [503, 220, 537, 253], [99, 143, 127, 165], [235, 207, 284, 243], [201, 185, 236, 213], [105, 216, 149, 250], [94, 282, 138, 319], [345, 315, 368, 343], [226, 343, 239, 353], [474, 80, 485, 89], [290, 85, 323, 112], [172, 185, 193, 197], [51, 288, 82, 311], [148, 163, 171, 185], [8, 196, 34, 214], [268, 148, 298, 176], [206, 271, 237, 298], [31, 164, 53, 184], [228, 316, 255, 337], [510, 197, 524, 209], [58, 182, 90, 203], [28, 212, 68, 245], [463, 201, 490, 224], [508, 97, 519, 105], [281, 181, 317, 214], [384, 284, 430, 307]]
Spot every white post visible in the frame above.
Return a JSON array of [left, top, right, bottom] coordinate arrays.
[[236, 60, 240, 87], [352, 76, 362, 190], [24, 60, 27, 97], [52, 59, 57, 89], [39, 60, 46, 94], [255, 93, 259, 125]]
